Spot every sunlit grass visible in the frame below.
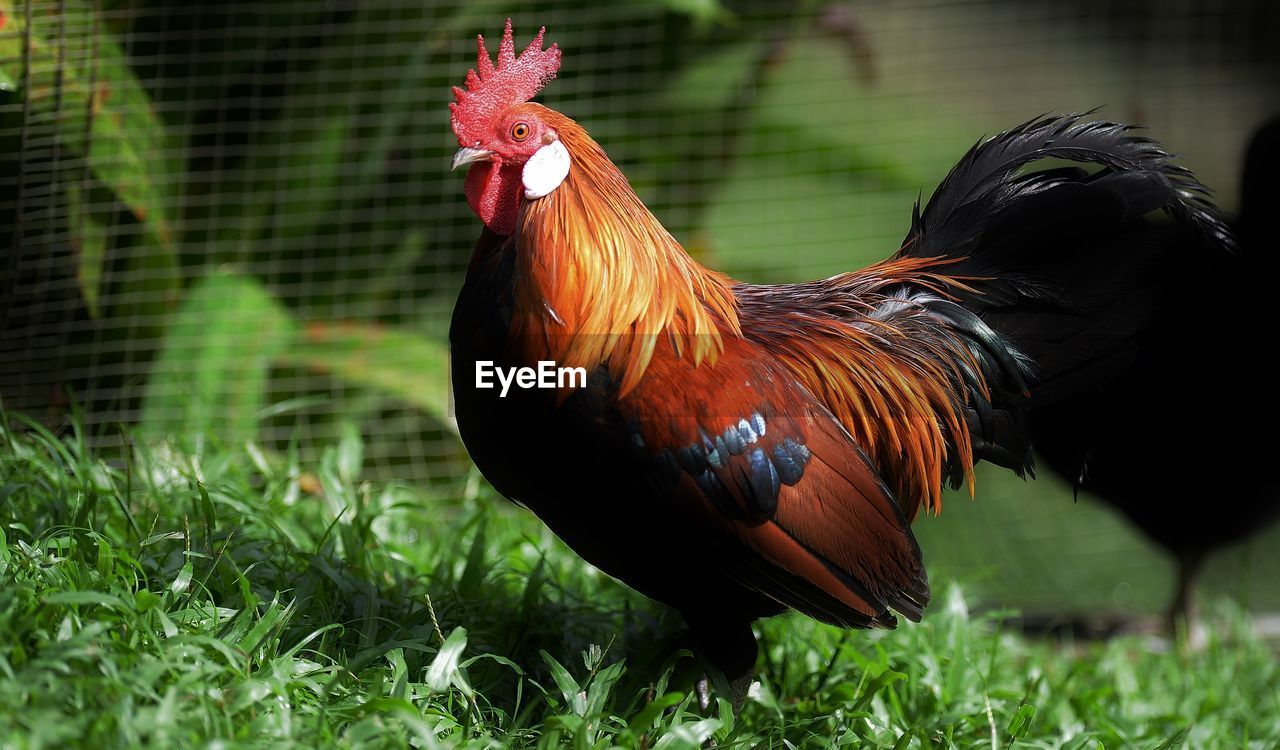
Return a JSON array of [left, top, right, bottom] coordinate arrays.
[[0, 414, 1276, 748]]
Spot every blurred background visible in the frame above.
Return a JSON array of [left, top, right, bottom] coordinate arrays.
[[2, 0, 1277, 619]]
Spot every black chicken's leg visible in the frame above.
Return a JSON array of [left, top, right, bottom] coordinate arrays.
[[1168, 548, 1206, 637]]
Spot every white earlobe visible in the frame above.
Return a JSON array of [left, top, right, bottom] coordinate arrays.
[[523, 140, 571, 199]]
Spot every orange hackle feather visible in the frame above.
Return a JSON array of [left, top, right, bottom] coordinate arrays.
[[511, 106, 741, 395], [503, 104, 987, 516]]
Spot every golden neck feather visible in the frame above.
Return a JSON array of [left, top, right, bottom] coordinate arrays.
[[511, 108, 740, 394]]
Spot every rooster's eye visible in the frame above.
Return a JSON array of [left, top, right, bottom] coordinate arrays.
[[511, 122, 531, 141]]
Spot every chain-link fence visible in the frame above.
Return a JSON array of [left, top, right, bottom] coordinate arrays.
[[3, 0, 1278, 613]]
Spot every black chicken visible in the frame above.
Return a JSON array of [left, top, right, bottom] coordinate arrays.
[[1031, 117, 1280, 628]]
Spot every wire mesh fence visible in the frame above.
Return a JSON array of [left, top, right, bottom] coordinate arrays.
[[2, 0, 1278, 612]]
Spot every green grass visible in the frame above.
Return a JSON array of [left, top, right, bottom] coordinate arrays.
[[1, 415, 1277, 749]]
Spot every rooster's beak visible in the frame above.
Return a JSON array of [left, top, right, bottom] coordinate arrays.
[[452, 147, 493, 171]]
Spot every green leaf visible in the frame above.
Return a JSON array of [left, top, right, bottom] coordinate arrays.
[[626, 692, 684, 736], [140, 531, 184, 547], [1006, 703, 1037, 741], [44, 591, 127, 610], [540, 650, 584, 715], [335, 422, 364, 485], [653, 718, 723, 749], [458, 651, 524, 678], [196, 481, 215, 552], [168, 562, 193, 596], [584, 660, 625, 721], [278, 322, 453, 428], [425, 627, 470, 696], [0, 0, 179, 256], [851, 669, 907, 714], [94, 536, 113, 578], [387, 648, 409, 700], [133, 590, 161, 612], [456, 520, 487, 599], [139, 270, 297, 442], [238, 598, 292, 655]]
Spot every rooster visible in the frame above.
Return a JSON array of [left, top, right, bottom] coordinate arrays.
[[447, 22, 1234, 698]]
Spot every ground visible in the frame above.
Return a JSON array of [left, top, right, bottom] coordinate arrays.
[[0, 417, 1276, 749]]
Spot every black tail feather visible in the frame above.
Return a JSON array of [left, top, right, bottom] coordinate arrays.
[[898, 112, 1237, 471], [901, 112, 1236, 262]]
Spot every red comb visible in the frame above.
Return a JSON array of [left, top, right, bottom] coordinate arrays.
[[450, 20, 562, 147]]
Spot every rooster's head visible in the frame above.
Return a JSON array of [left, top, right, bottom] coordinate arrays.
[[450, 20, 565, 236]]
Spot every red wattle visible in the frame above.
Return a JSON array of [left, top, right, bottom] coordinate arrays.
[[464, 160, 523, 236]]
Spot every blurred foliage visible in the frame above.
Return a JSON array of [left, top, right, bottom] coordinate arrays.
[[1, 0, 901, 457], [138, 270, 297, 443], [281, 320, 454, 429], [2, 0, 1275, 476], [1, 0, 180, 323], [137, 269, 452, 447]]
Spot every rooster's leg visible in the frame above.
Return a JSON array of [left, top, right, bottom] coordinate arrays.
[[694, 674, 752, 713], [687, 614, 757, 713], [727, 674, 751, 710]]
